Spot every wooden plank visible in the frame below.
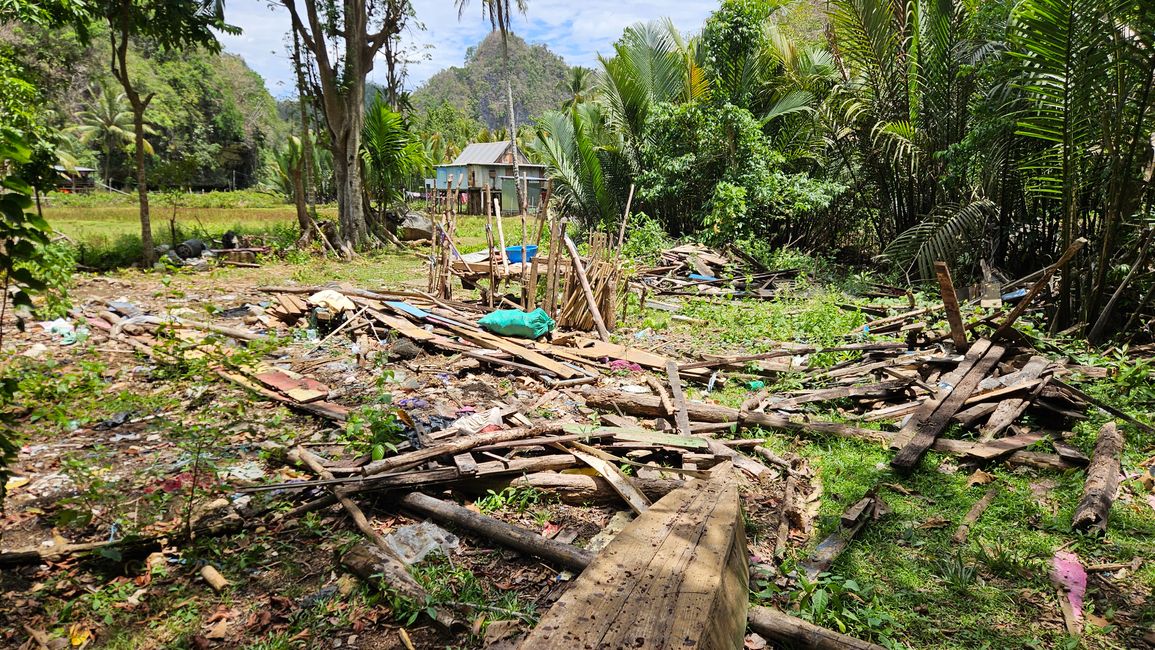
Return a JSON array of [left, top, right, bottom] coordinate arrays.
[[979, 356, 1051, 441], [566, 442, 652, 514], [452, 453, 478, 476], [542, 335, 709, 379], [993, 237, 1087, 339], [935, 261, 969, 351], [1051, 378, 1155, 435], [800, 492, 886, 579], [891, 339, 1005, 471], [444, 323, 579, 379], [560, 423, 708, 449], [767, 379, 913, 411], [518, 464, 747, 650], [665, 361, 692, 436]]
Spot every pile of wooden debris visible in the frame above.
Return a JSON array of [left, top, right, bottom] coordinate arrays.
[[6, 235, 1137, 648]]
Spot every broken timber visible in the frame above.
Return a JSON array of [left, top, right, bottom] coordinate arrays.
[[518, 463, 747, 649], [799, 491, 887, 580], [1071, 422, 1123, 533], [891, 339, 1005, 472], [747, 606, 886, 650]]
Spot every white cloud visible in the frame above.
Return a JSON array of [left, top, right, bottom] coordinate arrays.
[[220, 0, 717, 98]]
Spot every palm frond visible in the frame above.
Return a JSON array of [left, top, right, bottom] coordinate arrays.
[[879, 199, 995, 279]]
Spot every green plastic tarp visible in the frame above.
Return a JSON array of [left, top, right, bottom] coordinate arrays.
[[477, 308, 556, 339]]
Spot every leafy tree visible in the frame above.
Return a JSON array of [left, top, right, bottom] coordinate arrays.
[[561, 66, 597, 112], [68, 80, 155, 188], [280, 0, 413, 253], [80, 0, 236, 266]]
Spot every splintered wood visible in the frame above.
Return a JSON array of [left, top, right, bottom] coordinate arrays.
[[518, 464, 747, 650]]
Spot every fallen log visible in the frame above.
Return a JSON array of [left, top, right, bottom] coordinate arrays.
[[397, 492, 594, 572], [1072, 422, 1123, 533], [747, 606, 886, 650]]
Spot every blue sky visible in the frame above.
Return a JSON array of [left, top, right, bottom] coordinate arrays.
[[219, 0, 717, 98]]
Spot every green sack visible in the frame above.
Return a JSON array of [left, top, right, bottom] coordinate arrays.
[[478, 308, 556, 339]]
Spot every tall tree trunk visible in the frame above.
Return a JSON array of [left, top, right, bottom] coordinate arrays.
[[132, 108, 154, 266], [291, 31, 316, 241], [505, 65, 527, 216], [110, 25, 155, 266], [332, 111, 368, 254]]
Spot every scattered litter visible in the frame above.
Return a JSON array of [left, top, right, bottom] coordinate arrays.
[[383, 521, 459, 565]]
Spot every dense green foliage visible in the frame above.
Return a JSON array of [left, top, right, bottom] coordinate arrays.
[[529, 0, 1155, 339], [411, 31, 571, 133], [1, 21, 287, 191]]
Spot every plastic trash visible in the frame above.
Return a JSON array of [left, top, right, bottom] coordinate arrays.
[[1001, 288, 1028, 302], [748, 380, 766, 390], [383, 520, 459, 565], [478, 308, 555, 339], [505, 245, 539, 263]]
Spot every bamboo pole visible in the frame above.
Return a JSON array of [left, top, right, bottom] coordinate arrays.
[[563, 234, 611, 341]]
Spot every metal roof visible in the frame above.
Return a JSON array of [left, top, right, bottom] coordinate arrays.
[[451, 141, 514, 165]]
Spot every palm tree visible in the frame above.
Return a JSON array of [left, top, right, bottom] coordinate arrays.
[[69, 80, 155, 189], [561, 66, 597, 111], [456, 0, 530, 214], [361, 94, 432, 223]]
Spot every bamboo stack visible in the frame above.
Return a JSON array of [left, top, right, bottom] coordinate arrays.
[[555, 232, 625, 332], [428, 178, 460, 300]]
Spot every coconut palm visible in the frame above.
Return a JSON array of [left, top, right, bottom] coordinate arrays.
[[69, 80, 155, 188], [561, 66, 597, 112], [456, 0, 530, 213], [361, 94, 431, 220]]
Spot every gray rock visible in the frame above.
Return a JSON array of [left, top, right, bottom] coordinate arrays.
[[398, 212, 433, 241]]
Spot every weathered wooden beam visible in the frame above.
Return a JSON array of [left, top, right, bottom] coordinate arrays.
[[1072, 422, 1123, 533], [518, 465, 747, 649], [935, 261, 968, 351], [993, 237, 1087, 340], [891, 339, 1005, 472]]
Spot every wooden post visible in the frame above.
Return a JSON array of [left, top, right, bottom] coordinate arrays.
[[494, 197, 509, 275], [615, 183, 636, 250], [993, 237, 1087, 339], [563, 234, 611, 341], [544, 218, 563, 317], [520, 185, 529, 308], [934, 261, 968, 351], [665, 360, 692, 436]]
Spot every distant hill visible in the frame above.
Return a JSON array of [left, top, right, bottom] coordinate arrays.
[[411, 31, 571, 130]]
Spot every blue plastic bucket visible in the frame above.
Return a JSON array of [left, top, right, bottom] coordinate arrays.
[[505, 245, 538, 263]]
